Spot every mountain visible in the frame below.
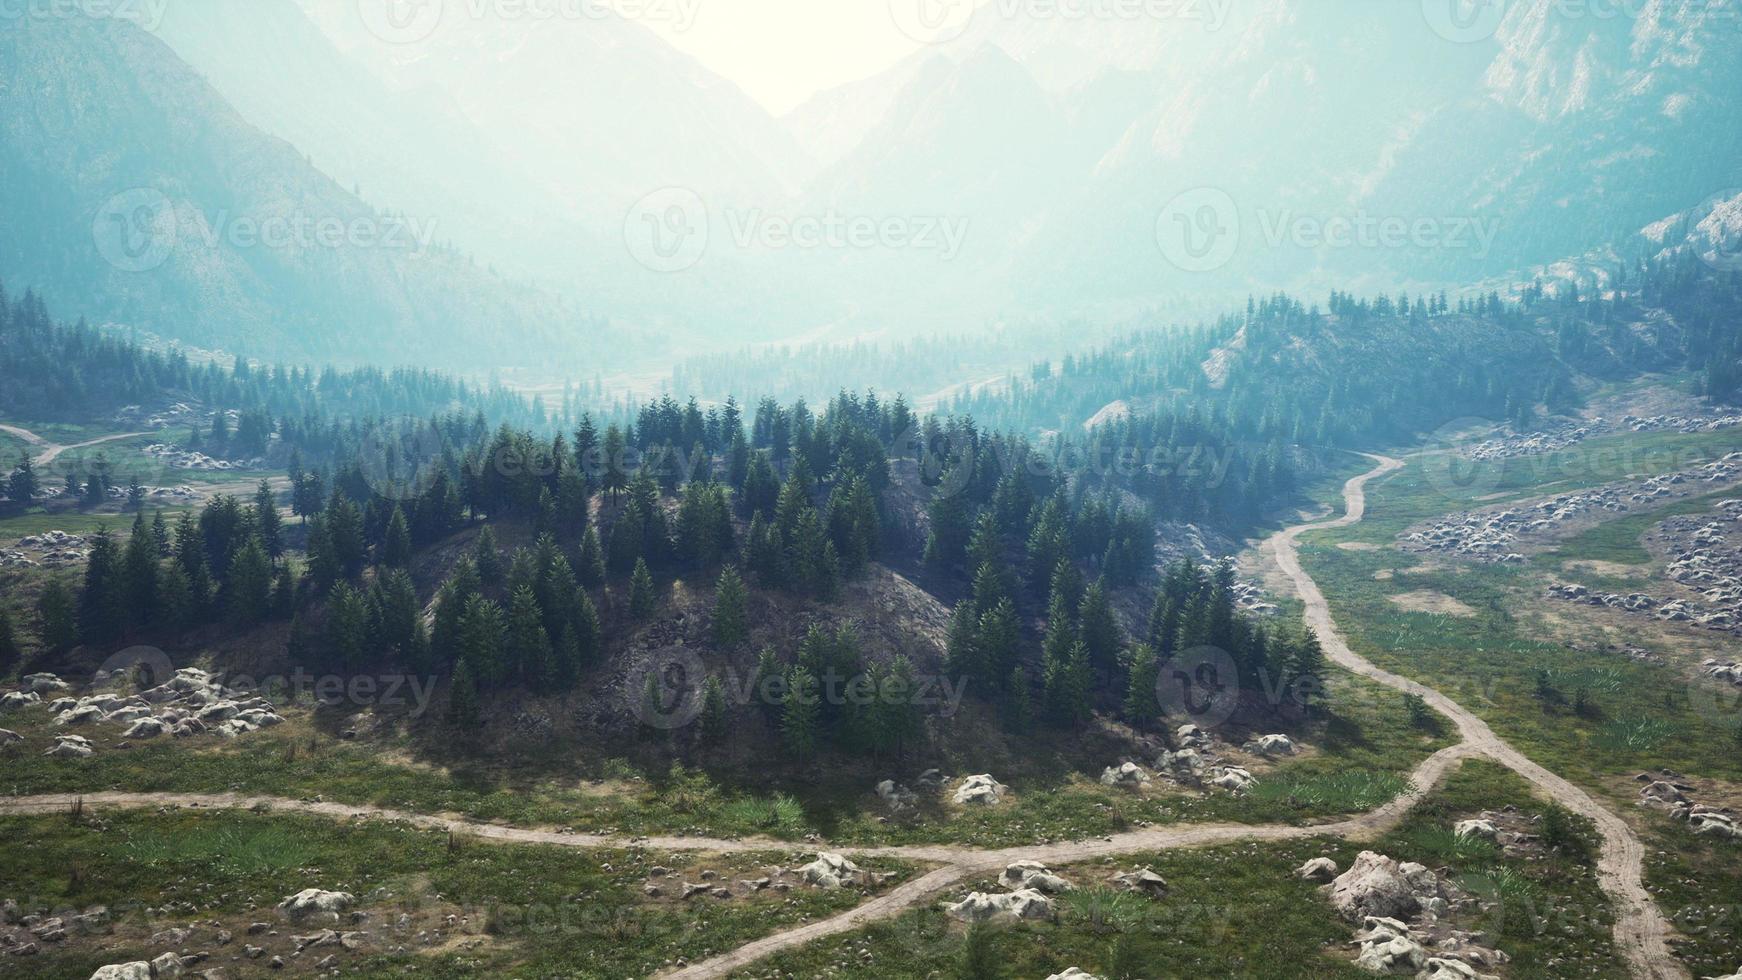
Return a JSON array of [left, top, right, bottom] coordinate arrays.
[[0, 11, 615, 370]]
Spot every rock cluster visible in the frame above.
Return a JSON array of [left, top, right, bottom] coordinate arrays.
[[11, 669, 283, 757], [999, 861, 1073, 895], [141, 444, 263, 472], [1108, 868, 1169, 898], [943, 889, 1053, 924], [1151, 725, 1269, 795], [278, 889, 356, 924], [1635, 771, 1739, 840], [1405, 454, 1742, 562], [1461, 414, 1741, 463], [797, 853, 863, 889], [2, 530, 89, 568], [1243, 733, 1297, 757], [1322, 851, 1507, 977], [1549, 505, 1742, 635]]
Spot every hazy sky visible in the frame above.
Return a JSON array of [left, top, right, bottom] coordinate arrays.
[[631, 0, 933, 114]]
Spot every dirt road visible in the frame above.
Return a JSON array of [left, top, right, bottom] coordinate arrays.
[[1265, 454, 1685, 980], [0, 422, 153, 468]]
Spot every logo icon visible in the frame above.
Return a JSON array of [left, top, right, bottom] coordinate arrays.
[[358, 0, 444, 45], [1422, 0, 1507, 44], [1420, 417, 1507, 501], [1155, 645, 1241, 729], [632, 648, 707, 731], [357, 420, 454, 502], [889, 0, 976, 46], [1155, 187, 1240, 273], [624, 187, 708, 273], [93, 189, 177, 273], [95, 645, 176, 691]]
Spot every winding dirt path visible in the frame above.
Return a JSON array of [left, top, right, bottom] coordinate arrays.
[[0, 422, 153, 467], [1265, 454, 1685, 980], [0, 456, 1685, 979]]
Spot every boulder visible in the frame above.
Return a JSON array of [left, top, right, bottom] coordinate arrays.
[[1245, 734, 1297, 757], [1420, 958, 1499, 980], [999, 861, 1071, 894], [943, 889, 1053, 924], [1208, 766, 1256, 793], [1690, 813, 1739, 839], [1353, 933, 1426, 974], [22, 673, 69, 695], [0, 691, 39, 711], [1328, 852, 1421, 922], [798, 853, 862, 889], [1639, 781, 1688, 806], [1098, 762, 1150, 788], [123, 718, 168, 739], [55, 705, 106, 727], [277, 889, 355, 923], [88, 964, 153, 980], [150, 952, 184, 977], [1156, 748, 1205, 773], [1109, 868, 1169, 898], [1296, 857, 1339, 883], [1045, 971, 1104, 980], [953, 774, 1006, 806], [875, 780, 916, 809], [1453, 820, 1498, 841], [1175, 723, 1211, 747], [46, 735, 93, 759], [0, 729, 21, 745]]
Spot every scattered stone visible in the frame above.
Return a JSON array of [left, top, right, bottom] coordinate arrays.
[[277, 889, 355, 923], [1098, 762, 1150, 788], [943, 889, 1053, 924], [1109, 868, 1169, 898], [1297, 857, 1340, 883], [999, 861, 1072, 894], [798, 853, 862, 889], [1244, 734, 1297, 757], [1453, 820, 1498, 842]]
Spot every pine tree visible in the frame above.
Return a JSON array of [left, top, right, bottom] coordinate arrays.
[[1044, 640, 1092, 727], [781, 666, 820, 759], [955, 923, 1000, 980], [976, 598, 1020, 686], [943, 604, 982, 682], [608, 501, 646, 575], [1122, 643, 1160, 729], [381, 505, 412, 568], [325, 582, 372, 671], [150, 510, 171, 557], [79, 527, 123, 643], [754, 646, 784, 726], [629, 558, 657, 620], [552, 626, 582, 691], [1078, 577, 1122, 680], [458, 595, 508, 688], [37, 579, 78, 654], [711, 566, 749, 648], [875, 655, 921, 760], [0, 607, 18, 678], [700, 675, 730, 743], [448, 657, 481, 727], [1002, 665, 1032, 733], [473, 525, 504, 585], [254, 479, 283, 558], [122, 511, 158, 629], [157, 563, 193, 631], [576, 526, 607, 588], [1287, 627, 1328, 715], [226, 537, 273, 626], [506, 586, 553, 688], [372, 568, 423, 663], [6, 452, 38, 506]]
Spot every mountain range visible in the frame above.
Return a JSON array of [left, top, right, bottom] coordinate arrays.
[[2, 0, 1739, 370]]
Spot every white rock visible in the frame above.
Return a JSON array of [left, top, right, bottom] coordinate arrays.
[[1454, 819, 1498, 841], [46, 735, 93, 759], [1297, 857, 1339, 882], [1208, 766, 1256, 793], [1045, 970, 1104, 980], [1245, 734, 1297, 756], [277, 889, 355, 923], [798, 853, 862, 889], [1099, 762, 1150, 787], [1420, 958, 1498, 980], [1109, 868, 1169, 898], [0, 691, 40, 711], [953, 774, 1006, 806], [150, 951, 185, 977], [999, 861, 1072, 894], [23, 673, 69, 694], [123, 718, 168, 739], [1329, 852, 1421, 922], [88, 963, 153, 980], [943, 888, 1053, 924]]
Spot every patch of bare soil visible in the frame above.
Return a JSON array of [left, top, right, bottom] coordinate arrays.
[[1387, 591, 1477, 617], [1337, 541, 1382, 551], [1564, 560, 1650, 579]]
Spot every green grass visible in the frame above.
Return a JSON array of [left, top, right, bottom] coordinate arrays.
[[1538, 487, 1739, 568], [0, 807, 918, 980], [731, 760, 1626, 980], [0, 656, 1449, 849]]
